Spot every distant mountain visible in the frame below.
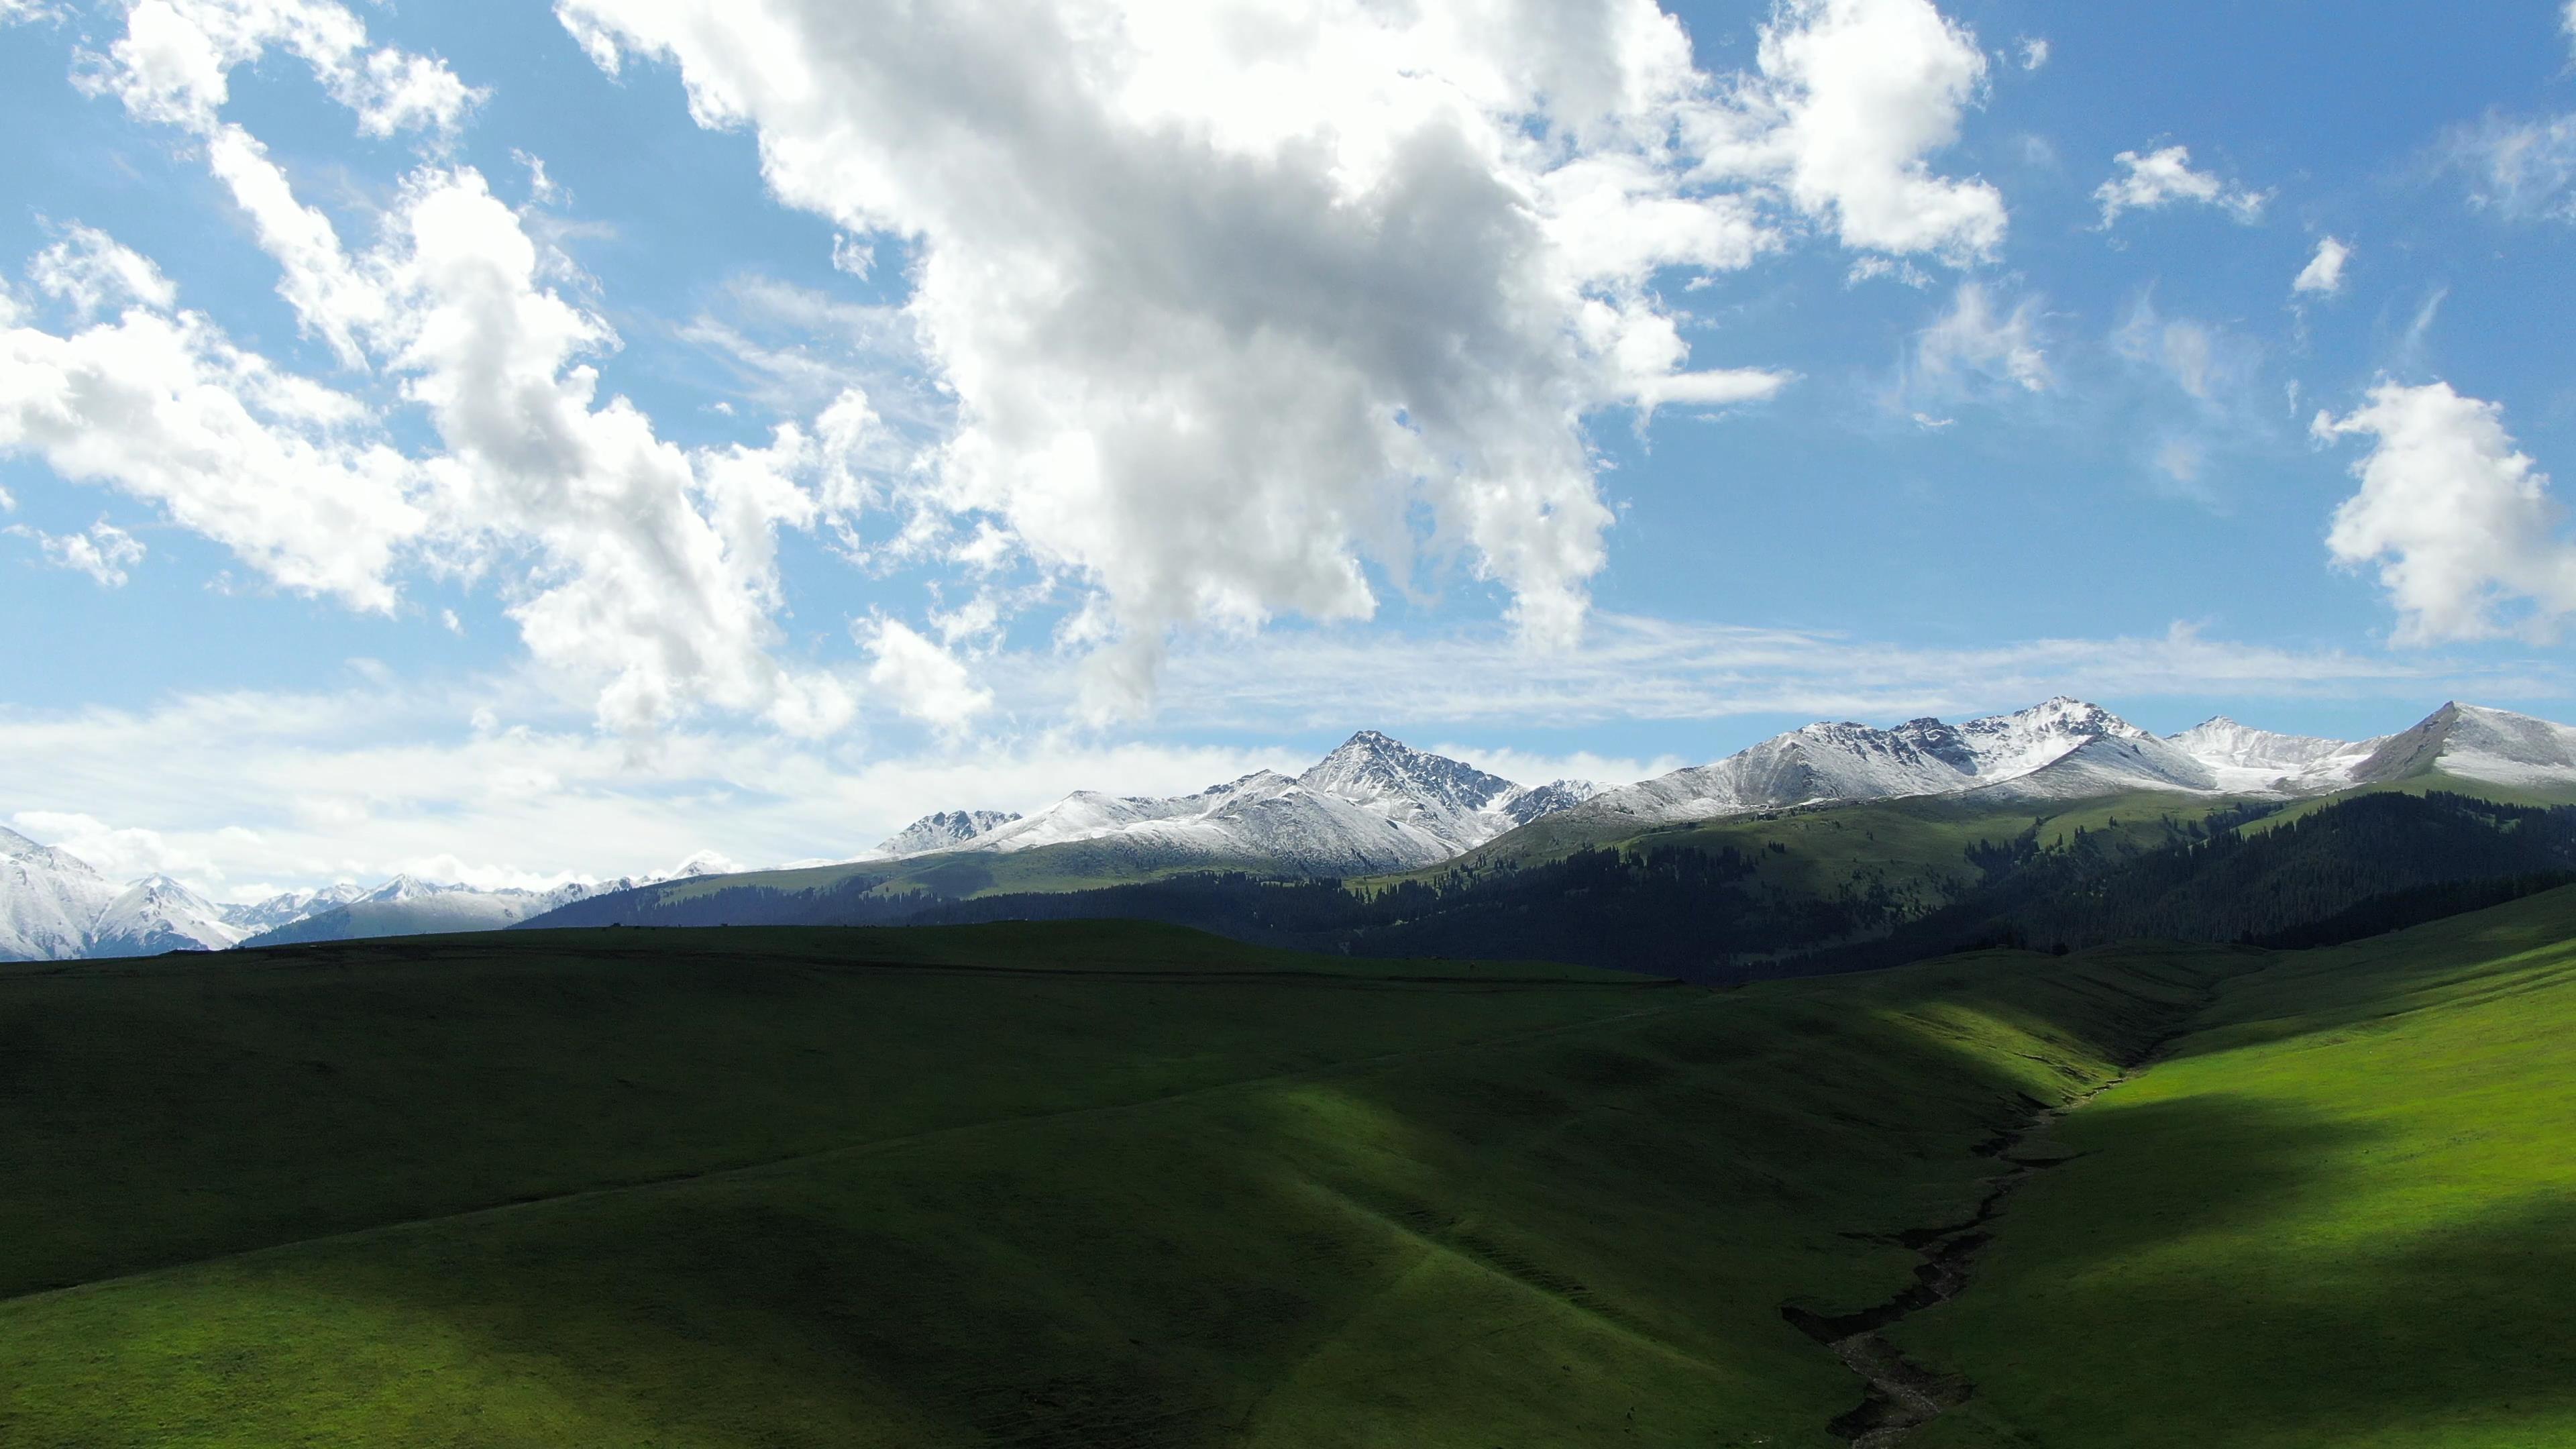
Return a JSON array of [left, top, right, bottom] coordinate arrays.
[[1569, 698, 2192, 828], [88, 877, 246, 957], [924, 731, 1597, 876], [877, 810, 1022, 858], [221, 883, 368, 936], [0, 826, 120, 962], [23, 700, 2576, 961], [2339, 702, 2576, 795], [244, 874, 643, 949], [1552, 699, 2576, 837]]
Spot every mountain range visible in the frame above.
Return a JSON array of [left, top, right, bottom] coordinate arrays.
[[0, 849, 720, 963], [11, 698, 2576, 961]]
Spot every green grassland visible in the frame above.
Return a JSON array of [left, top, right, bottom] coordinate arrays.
[[12, 894, 2575, 1447], [3, 921, 2219, 1446], [1899, 888, 2576, 1448]]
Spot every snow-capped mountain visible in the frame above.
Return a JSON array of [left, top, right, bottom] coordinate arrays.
[[221, 883, 368, 936], [244, 873, 653, 948], [915, 732, 1597, 875], [1568, 698, 2576, 834], [2163, 718, 2381, 795], [2341, 702, 2576, 793], [876, 810, 1022, 857], [0, 826, 121, 961], [1570, 698, 2190, 828], [88, 876, 246, 957]]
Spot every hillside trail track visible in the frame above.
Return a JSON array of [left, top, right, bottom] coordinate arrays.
[[1780, 969, 2236, 1448]]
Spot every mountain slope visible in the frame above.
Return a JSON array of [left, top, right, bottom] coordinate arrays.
[[875, 810, 1021, 857], [2345, 701, 2576, 796], [87, 877, 246, 957], [221, 883, 368, 936], [244, 875, 630, 947], [926, 732, 1592, 877], [0, 826, 120, 962], [1569, 698, 2190, 830]]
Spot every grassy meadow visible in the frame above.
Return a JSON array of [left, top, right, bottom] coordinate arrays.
[[4, 896, 2571, 1446], [3, 920, 2214, 1446], [1900, 888, 2576, 1448]]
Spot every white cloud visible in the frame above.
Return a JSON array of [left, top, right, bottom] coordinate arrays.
[[79, 0, 482, 138], [2314, 381, 2576, 645], [10, 810, 219, 885], [1908, 281, 2048, 396], [2566, 0, 2575, 55], [1847, 255, 1931, 288], [550, 0, 1929, 709], [2111, 295, 2257, 403], [17, 519, 147, 586], [2017, 37, 2049, 71], [862, 618, 994, 731], [2094, 144, 2269, 227], [0, 284, 426, 609], [13, 7, 859, 737], [1706, 0, 2008, 263], [2292, 236, 2351, 298], [30, 225, 178, 317], [2442, 111, 2576, 223]]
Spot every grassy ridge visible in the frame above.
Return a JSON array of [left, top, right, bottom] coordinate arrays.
[[1, 922, 2221, 1446], [1901, 887, 2576, 1448]]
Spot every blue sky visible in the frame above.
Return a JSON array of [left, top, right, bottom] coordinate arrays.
[[4, 0, 2576, 896]]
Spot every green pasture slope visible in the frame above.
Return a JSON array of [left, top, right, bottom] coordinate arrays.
[[1, 920, 2214, 1447], [1902, 887, 2576, 1448]]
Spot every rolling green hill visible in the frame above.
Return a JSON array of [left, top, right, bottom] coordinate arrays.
[[10, 894, 2573, 1446], [1890, 885, 2576, 1448], [2, 920, 2221, 1446]]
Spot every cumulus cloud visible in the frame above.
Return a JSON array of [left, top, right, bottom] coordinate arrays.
[[7, 3, 855, 736], [1907, 281, 2049, 396], [863, 618, 994, 731], [0, 280, 426, 609], [551, 0, 2010, 706], [2292, 236, 2351, 297], [2314, 381, 2576, 643], [15, 519, 147, 586], [77, 0, 482, 138], [10, 810, 220, 885], [2094, 144, 2269, 227], [1706, 0, 2008, 262], [2017, 38, 2049, 71], [30, 225, 178, 317]]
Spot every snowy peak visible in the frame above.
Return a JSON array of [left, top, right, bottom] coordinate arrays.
[[223, 883, 367, 935], [0, 828, 120, 962], [1502, 779, 1600, 827], [2167, 718, 2356, 771], [1951, 697, 2155, 780], [1978, 733, 2219, 802], [1300, 731, 1518, 818], [2349, 702, 2576, 792], [877, 809, 1022, 858], [89, 875, 244, 957], [1578, 698, 2214, 828], [930, 732, 1576, 875], [0, 825, 106, 879]]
